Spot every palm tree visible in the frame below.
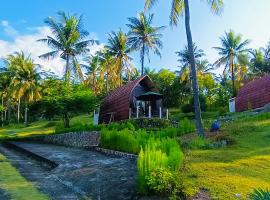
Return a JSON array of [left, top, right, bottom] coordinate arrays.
[[106, 30, 133, 86], [6, 52, 41, 124], [176, 43, 205, 75], [145, 0, 223, 137], [38, 11, 97, 82], [127, 12, 165, 76], [213, 30, 250, 97], [176, 44, 206, 90], [83, 55, 101, 95], [0, 68, 11, 126]]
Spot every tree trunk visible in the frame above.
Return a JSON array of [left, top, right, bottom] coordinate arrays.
[[63, 113, 70, 128], [17, 98, 20, 124], [1, 95, 4, 127], [231, 55, 236, 97], [141, 43, 145, 76], [24, 102, 28, 126], [106, 70, 109, 94], [184, 0, 204, 137], [65, 55, 70, 82]]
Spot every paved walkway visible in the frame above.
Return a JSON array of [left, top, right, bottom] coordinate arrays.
[[1, 142, 137, 200]]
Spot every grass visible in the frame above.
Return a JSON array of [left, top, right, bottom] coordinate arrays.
[[0, 154, 48, 200], [182, 113, 270, 199], [0, 114, 93, 140]]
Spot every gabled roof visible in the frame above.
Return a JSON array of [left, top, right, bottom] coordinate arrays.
[[99, 75, 156, 123], [236, 74, 270, 112]]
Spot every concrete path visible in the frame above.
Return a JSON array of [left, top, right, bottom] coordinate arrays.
[[1, 141, 137, 200]]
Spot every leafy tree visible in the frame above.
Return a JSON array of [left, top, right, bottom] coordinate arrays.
[[213, 30, 250, 97], [127, 12, 165, 76], [40, 82, 97, 127], [38, 11, 97, 82], [106, 30, 133, 86], [145, 0, 224, 136]]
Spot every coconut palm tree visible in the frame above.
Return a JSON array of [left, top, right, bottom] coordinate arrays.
[[145, 0, 223, 136], [176, 43, 205, 75], [106, 30, 133, 86], [38, 11, 97, 82], [213, 30, 250, 97], [83, 55, 101, 95], [6, 52, 41, 124], [127, 12, 165, 76], [0, 68, 11, 126]]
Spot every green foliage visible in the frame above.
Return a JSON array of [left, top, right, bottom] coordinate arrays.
[[101, 128, 139, 154], [182, 94, 207, 113], [249, 188, 270, 200], [137, 138, 184, 194], [128, 118, 171, 129], [146, 168, 182, 198], [55, 122, 101, 134], [178, 118, 195, 135], [187, 137, 210, 150], [36, 81, 98, 127]]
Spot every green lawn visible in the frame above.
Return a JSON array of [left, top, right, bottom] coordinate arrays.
[[0, 154, 48, 200], [0, 112, 270, 199], [0, 114, 93, 140], [183, 114, 270, 199]]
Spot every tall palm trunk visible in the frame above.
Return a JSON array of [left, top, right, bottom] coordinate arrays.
[[1, 95, 4, 127], [184, 0, 204, 137], [106, 70, 109, 94], [141, 43, 145, 76], [17, 98, 21, 124], [231, 55, 236, 97], [24, 102, 28, 126], [65, 54, 70, 82]]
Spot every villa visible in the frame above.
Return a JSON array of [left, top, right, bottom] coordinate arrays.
[[236, 74, 270, 112], [98, 75, 167, 124]]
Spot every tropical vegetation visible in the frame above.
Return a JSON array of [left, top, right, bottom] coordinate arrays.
[[0, 3, 270, 199]]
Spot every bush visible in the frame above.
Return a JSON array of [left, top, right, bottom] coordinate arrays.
[[182, 94, 207, 113], [137, 138, 184, 194], [187, 137, 210, 150], [55, 122, 101, 134], [178, 118, 195, 136], [249, 188, 270, 200], [146, 168, 182, 198], [101, 128, 139, 154]]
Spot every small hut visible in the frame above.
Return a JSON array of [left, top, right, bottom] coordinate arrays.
[[235, 74, 270, 112], [99, 75, 167, 124]]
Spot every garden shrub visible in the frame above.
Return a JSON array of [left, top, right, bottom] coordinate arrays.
[[178, 118, 195, 136], [187, 137, 210, 150], [101, 128, 139, 154], [137, 138, 184, 194], [146, 168, 182, 198]]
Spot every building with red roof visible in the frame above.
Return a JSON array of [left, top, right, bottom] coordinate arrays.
[[99, 75, 165, 123], [235, 74, 270, 112]]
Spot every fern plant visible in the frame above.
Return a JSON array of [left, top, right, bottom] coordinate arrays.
[[249, 189, 270, 200]]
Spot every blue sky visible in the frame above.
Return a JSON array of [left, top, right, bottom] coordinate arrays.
[[0, 0, 270, 75]]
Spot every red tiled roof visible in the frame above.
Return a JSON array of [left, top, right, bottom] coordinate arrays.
[[236, 74, 270, 112], [99, 75, 154, 123]]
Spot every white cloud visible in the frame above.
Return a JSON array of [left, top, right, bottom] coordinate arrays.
[[1, 20, 18, 36], [0, 22, 104, 77]]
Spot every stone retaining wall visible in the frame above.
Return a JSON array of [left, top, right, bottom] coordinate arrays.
[[28, 131, 138, 160], [30, 131, 100, 148], [93, 147, 138, 160]]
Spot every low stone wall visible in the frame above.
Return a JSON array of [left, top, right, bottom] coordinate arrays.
[[30, 131, 100, 148], [93, 147, 138, 160]]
